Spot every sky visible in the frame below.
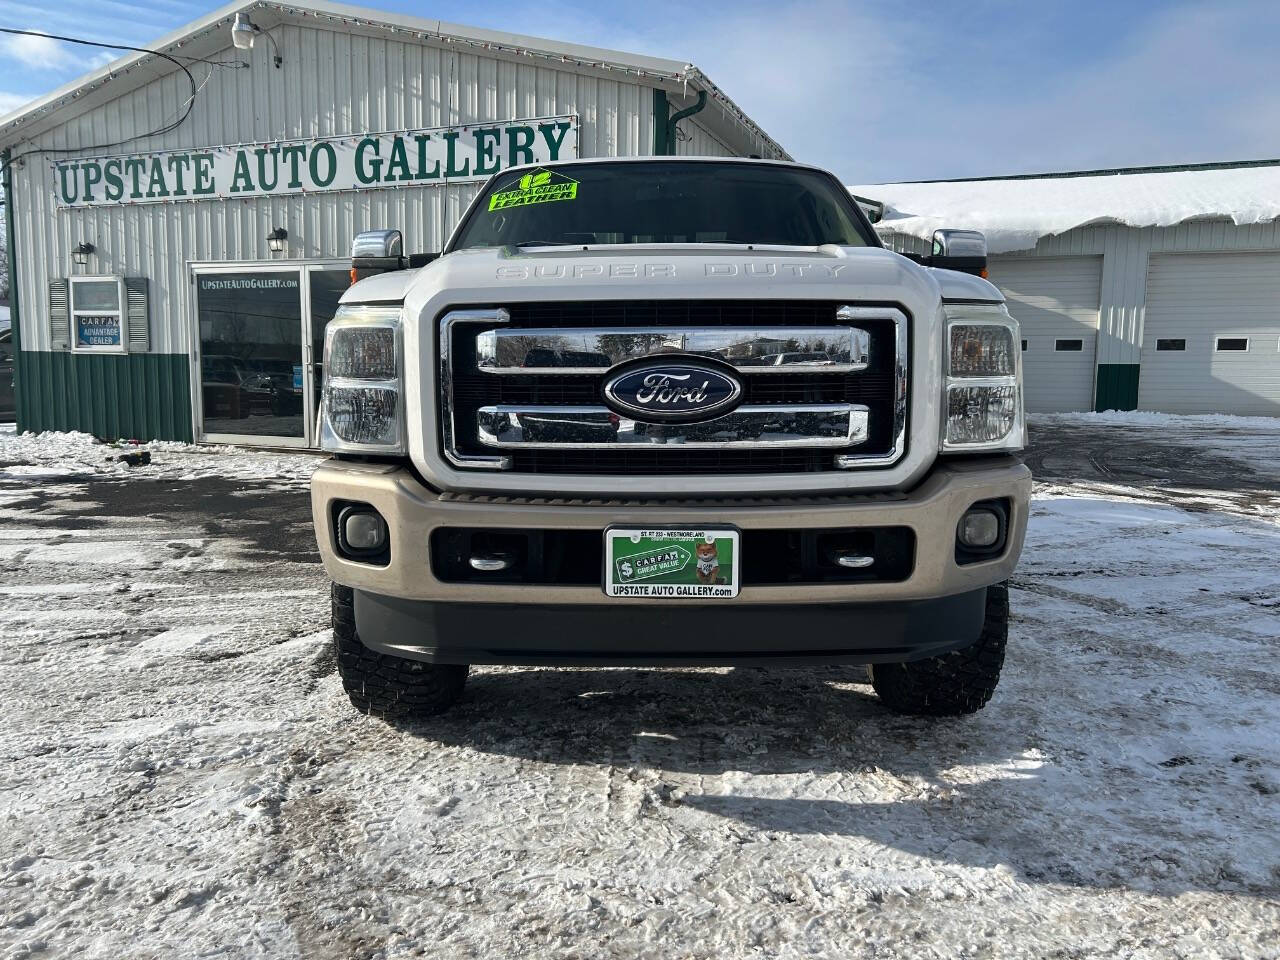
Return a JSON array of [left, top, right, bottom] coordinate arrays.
[[0, 0, 1277, 183]]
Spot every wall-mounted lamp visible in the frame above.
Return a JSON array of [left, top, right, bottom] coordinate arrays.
[[267, 227, 289, 254], [72, 242, 96, 266], [231, 12, 282, 68]]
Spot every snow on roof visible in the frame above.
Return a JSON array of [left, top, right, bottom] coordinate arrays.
[[848, 163, 1280, 254]]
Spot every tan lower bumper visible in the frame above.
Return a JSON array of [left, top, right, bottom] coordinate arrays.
[[311, 457, 1030, 605]]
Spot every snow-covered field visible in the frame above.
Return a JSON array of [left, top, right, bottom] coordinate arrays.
[[0, 418, 1277, 959]]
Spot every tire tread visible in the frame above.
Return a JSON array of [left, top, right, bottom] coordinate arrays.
[[870, 583, 1009, 716], [332, 583, 467, 718]]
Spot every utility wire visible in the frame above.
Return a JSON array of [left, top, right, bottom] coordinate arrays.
[[0, 27, 235, 177]]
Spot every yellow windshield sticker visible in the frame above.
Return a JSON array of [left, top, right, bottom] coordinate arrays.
[[488, 169, 578, 211]]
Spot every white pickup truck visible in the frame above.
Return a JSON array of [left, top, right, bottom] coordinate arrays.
[[310, 157, 1030, 721]]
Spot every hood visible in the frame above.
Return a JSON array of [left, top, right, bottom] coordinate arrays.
[[340, 244, 990, 314], [929, 267, 1004, 303], [340, 269, 417, 305], [386, 243, 947, 311]]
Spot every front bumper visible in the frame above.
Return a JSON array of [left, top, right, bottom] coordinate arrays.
[[313, 457, 1029, 665], [311, 456, 1030, 606], [351, 589, 990, 666]]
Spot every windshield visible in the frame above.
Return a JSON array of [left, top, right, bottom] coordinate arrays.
[[449, 161, 875, 251]]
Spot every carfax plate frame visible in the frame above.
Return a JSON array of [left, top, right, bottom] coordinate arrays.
[[603, 526, 741, 599]]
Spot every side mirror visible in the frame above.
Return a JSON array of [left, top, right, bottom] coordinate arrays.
[[352, 229, 403, 260], [350, 229, 441, 282], [351, 228, 405, 280], [929, 229, 988, 278]]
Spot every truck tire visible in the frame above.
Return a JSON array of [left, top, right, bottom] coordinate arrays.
[[331, 583, 468, 718], [869, 582, 1008, 716]]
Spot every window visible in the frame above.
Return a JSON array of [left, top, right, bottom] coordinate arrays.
[[70, 276, 127, 353], [1055, 339, 1084, 352], [449, 160, 878, 251], [1215, 337, 1249, 352], [1021, 339, 1028, 351], [1155, 339, 1186, 351]]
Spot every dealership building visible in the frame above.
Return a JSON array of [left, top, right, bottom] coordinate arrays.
[[6, 6, 1277, 449], [0, 0, 787, 445], [854, 162, 1280, 415]]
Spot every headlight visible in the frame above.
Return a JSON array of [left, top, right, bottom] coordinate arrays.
[[319, 305, 405, 454], [940, 303, 1025, 453]]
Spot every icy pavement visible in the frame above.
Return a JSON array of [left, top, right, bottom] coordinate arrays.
[[0, 422, 1277, 959], [1026, 412, 1280, 522]]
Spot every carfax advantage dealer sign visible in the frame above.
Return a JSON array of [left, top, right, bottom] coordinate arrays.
[[51, 115, 577, 207]]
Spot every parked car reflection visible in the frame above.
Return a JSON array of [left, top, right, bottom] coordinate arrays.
[[200, 355, 274, 419], [244, 358, 304, 415]]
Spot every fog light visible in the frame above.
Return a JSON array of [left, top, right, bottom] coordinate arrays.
[[958, 509, 1001, 548], [342, 510, 387, 552]]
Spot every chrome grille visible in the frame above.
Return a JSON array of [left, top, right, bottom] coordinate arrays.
[[476, 325, 871, 374], [439, 301, 908, 476]]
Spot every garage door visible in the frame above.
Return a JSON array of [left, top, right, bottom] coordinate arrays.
[[1139, 252, 1280, 415], [988, 257, 1102, 413]]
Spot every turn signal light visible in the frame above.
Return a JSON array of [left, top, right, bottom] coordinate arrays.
[[949, 324, 1017, 377]]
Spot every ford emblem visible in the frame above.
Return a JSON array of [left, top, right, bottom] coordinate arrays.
[[602, 358, 743, 423]]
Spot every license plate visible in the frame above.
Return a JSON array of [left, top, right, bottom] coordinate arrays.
[[604, 528, 740, 599]]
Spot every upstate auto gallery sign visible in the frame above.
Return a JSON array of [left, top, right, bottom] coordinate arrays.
[[52, 115, 577, 207]]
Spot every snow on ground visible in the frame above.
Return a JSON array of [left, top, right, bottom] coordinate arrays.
[[0, 421, 1277, 958], [0, 422, 320, 486], [848, 164, 1280, 253]]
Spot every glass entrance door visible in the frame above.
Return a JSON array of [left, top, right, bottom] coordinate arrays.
[[195, 268, 308, 445], [193, 263, 351, 447]]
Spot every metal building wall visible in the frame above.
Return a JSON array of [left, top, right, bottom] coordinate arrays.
[[878, 232, 931, 257], [675, 113, 735, 158], [881, 219, 1280, 408], [655, 88, 770, 159], [995, 219, 1280, 407], [10, 20, 657, 356]]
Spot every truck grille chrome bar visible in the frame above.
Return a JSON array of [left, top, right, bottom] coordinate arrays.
[[438, 302, 909, 477], [476, 326, 871, 375], [833, 305, 908, 470], [440, 307, 513, 470], [476, 404, 870, 450]]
